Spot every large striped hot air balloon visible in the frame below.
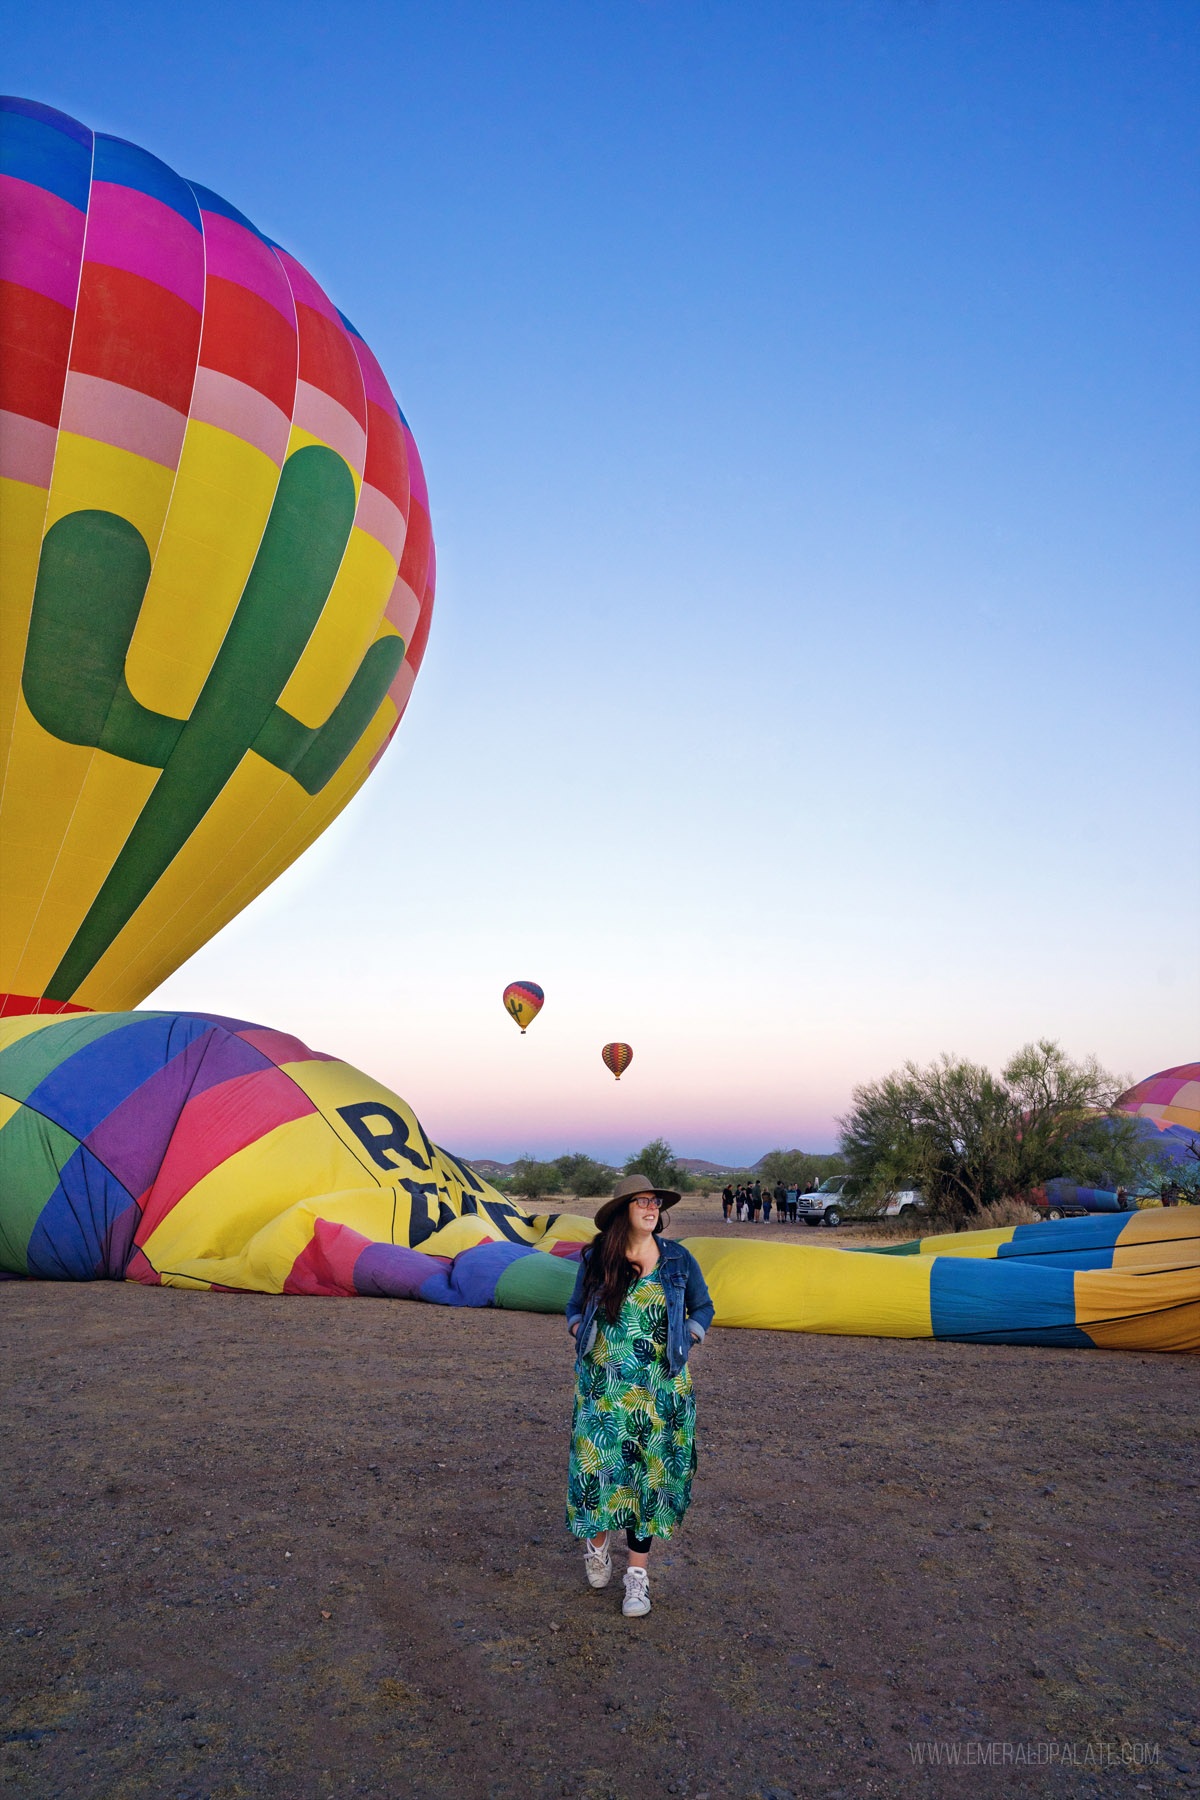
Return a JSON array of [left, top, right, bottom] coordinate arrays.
[[602, 1041, 633, 1081], [0, 98, 435, 1018], [502, 980, 544, 1035]]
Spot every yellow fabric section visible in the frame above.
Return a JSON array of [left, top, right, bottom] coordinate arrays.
[[0, 435, 176, 998], [0, 1094, 22, 1133], [0, 704, 95, 985], [275, 528, 398, 727], [1118, 1206, 1197, 1245], [124, 425, 282, 717], [1075, 1268, 1200, 1353], [0, 1014, 64, 1056], [1110, 1239, 1200, 1275], [683, 1238, 934, 1337], [0, 476, 48, 779], [142, 1112, 377, 1275], [157, 1187, 400, 1292], [44, 436, 174, 546], [537, 1214, 597, 1250], [0, 700, 157, 996]]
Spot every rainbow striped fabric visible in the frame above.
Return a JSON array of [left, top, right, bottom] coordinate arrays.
[[1117, 1064, 1200, 1135], [0, 98, 434, 1014]]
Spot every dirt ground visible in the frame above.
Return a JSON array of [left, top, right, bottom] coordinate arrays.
[[2, 1210, 1197, 1800]]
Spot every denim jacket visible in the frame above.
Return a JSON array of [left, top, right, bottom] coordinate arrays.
[[566, 1237, 715, 1379]]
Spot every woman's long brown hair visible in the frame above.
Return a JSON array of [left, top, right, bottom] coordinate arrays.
[[584, 1201, 670, 1324]]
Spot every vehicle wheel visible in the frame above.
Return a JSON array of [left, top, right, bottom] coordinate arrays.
[[802, 1217, 820, 1228], [1047, 1207, 1064, 1221], [898, 1205, 914, 1218], [823, 1209, 841, 1228]]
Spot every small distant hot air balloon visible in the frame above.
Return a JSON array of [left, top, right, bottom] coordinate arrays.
[[503, 981, 544, 1035], [602, 1042, 633, 1082]]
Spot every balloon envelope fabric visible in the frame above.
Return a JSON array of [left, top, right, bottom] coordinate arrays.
[[1116, 1064, 1200, 1136], [0, 97, 435, 1016], [1, 1009, 1195, 1350], [687, 1213, 1198, 1352], [0, 1009, 594, 1295], [502, 981, 544, 1033]]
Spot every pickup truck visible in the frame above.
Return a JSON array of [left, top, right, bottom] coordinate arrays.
[[796, 1178, 927, 1228]]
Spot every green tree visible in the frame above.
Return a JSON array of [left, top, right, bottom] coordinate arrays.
[[554, 1153, 615, 1198], [623, 1138, 693, 1193], [839, 1040, 1154, 1219], [510, 1157, 563, 1200], [758, 1148, 846, 1190], [1136, 1138, 1200, 1204]]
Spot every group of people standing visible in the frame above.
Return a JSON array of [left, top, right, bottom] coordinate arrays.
[[721, 1180, 814, 1223]]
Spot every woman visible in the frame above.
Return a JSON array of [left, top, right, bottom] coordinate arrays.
[[565, 1174, 714, 1617]]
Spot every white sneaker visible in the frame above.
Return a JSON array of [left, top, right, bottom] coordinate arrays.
[[584, 1537, 612, 1589], [622, 1567, 651, 1617]]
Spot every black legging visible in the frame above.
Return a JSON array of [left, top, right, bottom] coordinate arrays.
[[626, 1529, 652, 1552]]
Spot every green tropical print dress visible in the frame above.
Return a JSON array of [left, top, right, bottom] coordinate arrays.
[[566, 1271, 697, 1542]]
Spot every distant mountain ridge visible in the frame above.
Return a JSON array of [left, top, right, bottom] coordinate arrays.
[[464, 1154, 780, 1179]]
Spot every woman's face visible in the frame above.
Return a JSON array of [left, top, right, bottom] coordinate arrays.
[[629, 1193, 660, 1229]]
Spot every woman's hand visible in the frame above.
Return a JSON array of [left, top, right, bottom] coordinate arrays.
[[568, 1320, 579, 1339]]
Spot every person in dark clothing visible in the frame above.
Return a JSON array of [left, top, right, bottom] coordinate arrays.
[[749, 1182, 762, 1222], [786, 1184, 799, 1222], [762, 1191, 772, 1222], [773, 1182, 787, 1220], [722, 1185, 734, 1222]]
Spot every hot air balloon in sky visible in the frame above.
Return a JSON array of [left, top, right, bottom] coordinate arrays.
[[502, 981, 544, 1035], [602, 1041, 633, 1081], [0, 97, 435, 1019]]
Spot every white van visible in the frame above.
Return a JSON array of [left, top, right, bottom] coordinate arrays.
[[797, 1177, 926, 1228]]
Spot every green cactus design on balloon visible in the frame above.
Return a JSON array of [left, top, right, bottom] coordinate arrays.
[[22, 445, 405, 1000]]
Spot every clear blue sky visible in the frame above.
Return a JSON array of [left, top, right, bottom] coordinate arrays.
[[9, 1, 1198, 1162]]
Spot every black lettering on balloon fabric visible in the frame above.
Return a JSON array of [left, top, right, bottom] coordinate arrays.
[[337, 1103, 431, 1172], [396, 1178, 454, 1248], [477, 1199, 537, 1244]]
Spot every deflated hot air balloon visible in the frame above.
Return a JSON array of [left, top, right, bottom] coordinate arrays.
[[502, 981, 544, 1035], [1, 1008, 1195, 1351], [602, 1041, 633, 1081], [0, 98, 435, 1018]]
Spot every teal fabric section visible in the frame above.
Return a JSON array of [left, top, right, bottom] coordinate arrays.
[[0, 1107, 81, 1274], [0, 1014, 144, 1105]]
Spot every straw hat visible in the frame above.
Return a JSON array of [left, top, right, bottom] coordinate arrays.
[[592, 1172, 680, 1233]]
